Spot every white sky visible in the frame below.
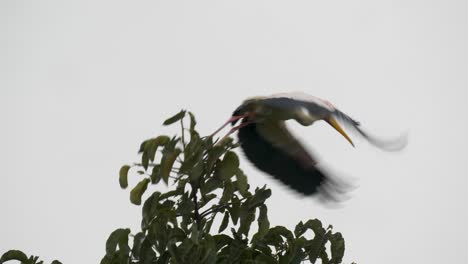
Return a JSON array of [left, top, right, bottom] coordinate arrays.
[[1, 0, 468, 263]]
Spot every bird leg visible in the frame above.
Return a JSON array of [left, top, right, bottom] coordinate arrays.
[[216, 120, 253, 144], [211, 114, 250, 137]]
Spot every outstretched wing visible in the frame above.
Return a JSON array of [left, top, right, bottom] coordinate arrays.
[[237, 119, 326, 195]]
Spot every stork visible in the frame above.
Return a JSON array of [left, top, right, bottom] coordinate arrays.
[[213, 92, 407, 197]]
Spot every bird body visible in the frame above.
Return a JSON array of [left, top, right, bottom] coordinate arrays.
[[232, 92, 355, 145], [214, 92, 407, 197], [234, 92, 333, 125]]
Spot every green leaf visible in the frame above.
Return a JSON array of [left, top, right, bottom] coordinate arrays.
[[105, 228, 131, 256], [235, 169, 249, 196], [305, 228, 329, 263], [150, 164, 161, 184], [213, 234, 233, 251], [119, 165, 131, 189], [188, 112, 197, 132], [216, 151, 239, 180], [180, 146, 202, 174], [150, 218, 170, 253], [206, 146, 225, 172], [163, 110, 186, 125], [216, 137, 233, 149], [320, 250, 330, 264], [131, 232, 145, 259], [294, 219, 325, 238], [30, 256, 40, 264], [201, 177, 222, 195], [199, 193, 217, 208], [148, 136, 170, 160], [202, 136, 214, 148], [180, 214, 191, 234], [176, 195, 195, 215], [189, 160, 204, 184], [160, 148, 182, 184], [218, 211, 230, 233], [254, 254, 277, 264], [51, 261, 63, 264], [257, 204, 270, 237], [140, 136, 170, 170], [228, 196, 241, 225], [203, 213, 216, 234], [159, 189, 183, 200], [171, 227, 187, 241], [176, 178, 188, 194], [246, 186, 271, 210], [171, 238, 192, 261], [220, 181, 234, 205], [139, 238, 157, 264], [184, 130, 200, 151], [100, 256, 111, 264], [141, 193, 164, 231], [0, 250, 29, 263], [238, 205, 255, 236], [141, 151, 149, 171], [164, 136, 180, 152], [199, 234, 216, 263], [130, 178, 151, 205], [190, 223, 199, 245], [264, 226, 295, 247], [330, 232, 345, 263]]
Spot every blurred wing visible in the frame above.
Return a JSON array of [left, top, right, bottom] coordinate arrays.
[[237, 119, 325, 195], [256, 120, 317, 166], [333, 108, 408, 151]]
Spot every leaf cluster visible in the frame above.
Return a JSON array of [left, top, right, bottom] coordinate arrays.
[[105, 111, 349, 264], [0, 250, 61, 264]]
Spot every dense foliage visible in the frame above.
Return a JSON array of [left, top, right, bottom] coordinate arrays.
[[104, 111, 347, 264], [1, 111, 351, 264]]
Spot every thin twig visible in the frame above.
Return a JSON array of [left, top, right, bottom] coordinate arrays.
[[199, 197, 247, 218], [180, 118, 186, 151], [192, 189, 201, 230]]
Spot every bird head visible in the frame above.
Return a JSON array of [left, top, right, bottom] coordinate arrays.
[[231, 97, 265, 125], [231, 107, 244, 126]]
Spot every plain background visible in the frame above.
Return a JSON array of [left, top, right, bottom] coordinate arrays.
[[1, 0, 467, 263]]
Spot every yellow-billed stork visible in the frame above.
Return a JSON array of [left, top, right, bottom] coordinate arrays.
[[214, 92, 407, 197]]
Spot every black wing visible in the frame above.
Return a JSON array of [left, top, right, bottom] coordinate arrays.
[[237, 119, 326, 195]]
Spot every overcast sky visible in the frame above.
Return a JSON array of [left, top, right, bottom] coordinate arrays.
[[1, 0, 468, 263]]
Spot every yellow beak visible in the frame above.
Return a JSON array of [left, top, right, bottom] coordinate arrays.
[[326, 116, 354, 147]]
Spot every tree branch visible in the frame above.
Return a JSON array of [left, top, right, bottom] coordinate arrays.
[[199, 197, 247, 218]]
